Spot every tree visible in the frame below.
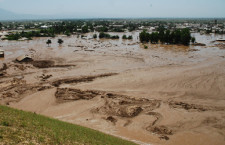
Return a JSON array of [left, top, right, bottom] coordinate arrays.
[[122, 35, 127, 39], [158, 26, 165, 43], [46, 39, 52, 47], [0, 22, 2, 30], [150, 32, 159, 44], [191, 37, 196, 43], [139, 28, 191, 46], [93, 34, 97, 39], [99, 32, 110, 39], [139, 30, 150, 43], [110, 35, 119, 39], [58, 39, 64, 46], [65, 30, 71, 36], [128, 35, 133, 40], [164, 30, 171, 44], [174, 29, 181, 44], [82, 26, 89, 33], [180, 28, 191, 45], [96, 26, 108, 32]]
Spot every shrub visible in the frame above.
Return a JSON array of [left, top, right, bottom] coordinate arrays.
[[128, 35, 133, 39], [93, 34, 97, 39]]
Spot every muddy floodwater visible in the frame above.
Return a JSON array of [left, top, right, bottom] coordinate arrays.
[[0, 32, 225, 145]]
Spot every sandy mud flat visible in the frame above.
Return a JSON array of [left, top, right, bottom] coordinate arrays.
[[0, 32, 225, 145]]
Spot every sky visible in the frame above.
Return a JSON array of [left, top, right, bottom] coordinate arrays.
[[0, 0, 225, 18]]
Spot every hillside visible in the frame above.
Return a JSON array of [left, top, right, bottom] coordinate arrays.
[[0, 105, 136, 145], [0, 8, 46, 21]]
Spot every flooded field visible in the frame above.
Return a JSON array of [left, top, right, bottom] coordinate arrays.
[[1, 32, 225, 145]]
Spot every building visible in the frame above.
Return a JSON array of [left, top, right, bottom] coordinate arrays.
[[16, 55, 32, 62], [0, 49, 4, 57]]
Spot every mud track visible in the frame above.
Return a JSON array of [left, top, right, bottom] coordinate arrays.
[[17, 60, 76, 68], [169, 101, 225, 112], [91, 93, 161, 118], [55, 88, 101, 103], [52, 73, 118, 87], [0, 78, 52, 104]]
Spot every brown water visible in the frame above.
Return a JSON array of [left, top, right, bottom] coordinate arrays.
[[1, 32, 225, 145], [0, 32, 224, 65]]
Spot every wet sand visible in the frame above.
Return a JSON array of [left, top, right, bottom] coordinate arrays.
[[0, 32, 225, 145]]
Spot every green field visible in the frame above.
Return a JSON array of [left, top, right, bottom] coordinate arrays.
[[0, 105, 136, 145]]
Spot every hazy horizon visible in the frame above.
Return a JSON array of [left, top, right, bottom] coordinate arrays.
[[0, 0, 225, 19]]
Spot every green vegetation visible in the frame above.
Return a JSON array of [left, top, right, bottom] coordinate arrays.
[[191, 37, 196, 43], [0, 22, 2, 30], [122, 35, 133, 40], [110, 35, 119, 39], [82, 25, 89, 33], [46, 39, 52, 47], [139, 28, 192, 45], [5, 33, 21, 40], [5, 30, 54, 40], [99, 32, 119, 39], [93, 34, 97, 39], [99, 32, 111, 38], [58, 39, 64, 46], [0, 105, 136, 145], [96, 26, 108, 32], [111, 27, 124, 32]]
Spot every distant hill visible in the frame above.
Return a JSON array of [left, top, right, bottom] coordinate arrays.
[[0, 8, 91, 21], [0, 8, 49, 21], [0, 8, 98, 21]]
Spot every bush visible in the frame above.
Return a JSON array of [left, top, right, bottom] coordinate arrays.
[[99, 32, 119, 39], [128, 35, 133, 40], [191, 37, 196, 43], [58, 39, 64, 45], [111, 35, 119, 39], [99, 32, 110, 38], [123, 35, 133, 40], [122, 35, 127, 39], [93, 34, 97, 39], [2, 121, 10, 126]]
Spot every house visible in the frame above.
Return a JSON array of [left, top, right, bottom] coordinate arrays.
[[16, 55, 33, 62], [0, 49, 4, 57], [40, 25, 49, 29]]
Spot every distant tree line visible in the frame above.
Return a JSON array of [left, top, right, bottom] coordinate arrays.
[[5, 31, 53, 40], [139, 28, 193, 45]]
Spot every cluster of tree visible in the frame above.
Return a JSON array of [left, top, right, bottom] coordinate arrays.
[[5, 33, 21, 40], [95, 26, 108, 32], [46, 39, 63, 47], [111, 27, 125, 32], [5, 31, 53, 40], [99, 32, 119, 39], [122, 35, 133, 40], [0, 22, 2, 30], [81, 26, 89, 33], [139, 28, 193, 45]]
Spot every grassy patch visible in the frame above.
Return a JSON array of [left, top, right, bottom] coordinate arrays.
[[0, 105, 136, 145]]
